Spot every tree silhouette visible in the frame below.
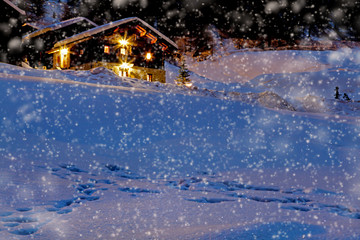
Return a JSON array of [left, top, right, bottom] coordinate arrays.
[[335, 86, 340, 99], [175, 57, 191, 87]]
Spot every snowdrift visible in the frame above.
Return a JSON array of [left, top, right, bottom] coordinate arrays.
[[185, 47, 360, 117], [0, 48, 360, 239]]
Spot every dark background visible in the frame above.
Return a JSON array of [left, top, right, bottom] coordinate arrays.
[[18, 0, 360, 44]]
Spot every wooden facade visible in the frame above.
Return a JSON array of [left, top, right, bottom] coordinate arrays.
[[49, 17, 178, 83]]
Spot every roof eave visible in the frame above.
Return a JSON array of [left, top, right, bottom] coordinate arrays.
[[23, 17, 98, 41], [54, 17, 178, 49], [3, 0, 26, 15]]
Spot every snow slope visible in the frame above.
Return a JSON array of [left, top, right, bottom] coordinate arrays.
[[186, 50, 329, 84], [186, 48, 360, 117], [0, 49, 360, 239]]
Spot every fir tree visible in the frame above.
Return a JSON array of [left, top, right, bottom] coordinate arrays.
[[343, 93, 351, 101], [175, 57, 191, 87], [334, 86, 340, 99]]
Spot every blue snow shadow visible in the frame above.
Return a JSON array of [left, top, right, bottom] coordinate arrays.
[[201, 222, 326, 239], [185, 197, 235, 204], [15, 207, 32, 212], [9, 227, 38, 236], [118, 187, 160, 194], [0, 212, 13, 217], [1, 216, 37, 223], [57, 209, 72, 215]]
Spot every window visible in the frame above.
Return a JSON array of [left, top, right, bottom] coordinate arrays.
[[104, 45, 110, 54], [120, 48, 126, 55], [60, 48, 69, 68], [147, 74, 153, 82], [119, 70, 129, 77], [56, 55, 60, 67]]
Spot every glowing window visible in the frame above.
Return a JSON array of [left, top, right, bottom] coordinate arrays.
[[146, 52, 152, 60], [104, 45, 110, 54], [119, 70, 129, 77], [60, 48, 69, 68], [147, 74, 153, 82], [120, 48, 126, 55]]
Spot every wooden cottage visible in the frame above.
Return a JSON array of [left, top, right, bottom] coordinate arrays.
[[0, 0, 27, 64], [48, 17, 178, 83], [22, 17, 98, 69]]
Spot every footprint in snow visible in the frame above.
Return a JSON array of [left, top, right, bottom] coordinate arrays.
[[281, 205, 312, 212], [3, 223, 19, 227], [228, 191, 360, 220], [15, 207, 33, 212], [185, 197, 235, 204], [0, 164, 116, 237], [1, 215, 40, 236], [9, 227, 39, 236], [1, 216, 38, 223], [104, 164, 145, 179], [56, 209, 72, 215], [0, 212, 13, 217], [2, 163, 157, 237], [118, 187, 160, 194], [58, 163, 87, 173]]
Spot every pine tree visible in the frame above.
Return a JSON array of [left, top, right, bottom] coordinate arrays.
[[343, 93, 351, 101], [334, 86, 340, 99], [175, 57, 191, 87]]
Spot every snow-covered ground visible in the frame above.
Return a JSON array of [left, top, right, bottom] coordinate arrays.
[[0, 48, 360, 239]]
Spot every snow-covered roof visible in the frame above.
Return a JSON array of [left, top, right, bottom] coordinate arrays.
[[3, 0, 26, 15], [54, 17, 178, 49], [23, 17, 98, 40], [22, 22, 40, 30]]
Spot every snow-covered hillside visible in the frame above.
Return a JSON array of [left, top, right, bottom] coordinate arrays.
[[186, 48, 360, 117], [0, 49, 360, 239]]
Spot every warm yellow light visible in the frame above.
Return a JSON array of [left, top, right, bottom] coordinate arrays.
[[120, 48, 126, 55], [146, 52, 152, 60], [60, 48, 68, 55], [185, 82, 193, 87], [59, 48, 69, 68], [119, 39, 128, 46], [104, 45, 110, 54], [119, 62, 134, 69]]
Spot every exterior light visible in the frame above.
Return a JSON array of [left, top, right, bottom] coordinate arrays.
[[146, 52, 152, 60], [60, 48, 68, 56], [119, 62, 134, 69], [119, 39, 128, 46], [185, 82, 193, 87]]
